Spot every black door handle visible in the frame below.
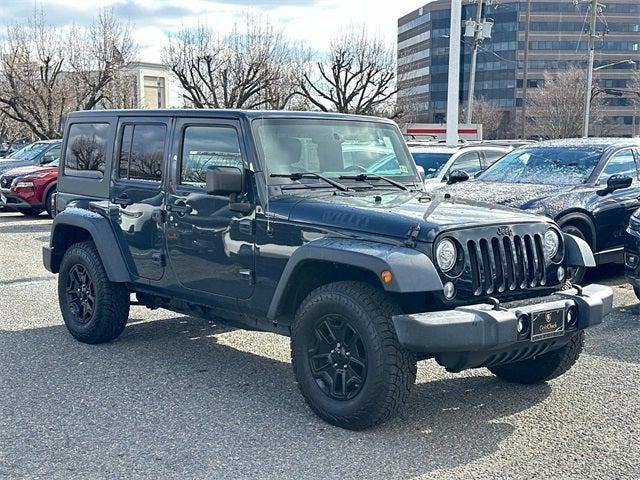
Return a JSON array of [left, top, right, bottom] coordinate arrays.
[[167, 200, 193, 215], [112, 194, 133, 207]]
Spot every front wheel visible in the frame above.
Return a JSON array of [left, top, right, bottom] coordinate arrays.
[[58, 241, 130, 344], [291, 281, 417, 430], [489, 331, 584, 384], [19, 207, 43, 217], [45, 187, 56, 218]]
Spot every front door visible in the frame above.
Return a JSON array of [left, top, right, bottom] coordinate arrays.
[[164, 118, 255, 299], [593, 148, 640, 251], [111, 118, 169, 281]]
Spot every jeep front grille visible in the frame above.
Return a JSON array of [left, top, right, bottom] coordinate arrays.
[[466, 233, 547, 296]]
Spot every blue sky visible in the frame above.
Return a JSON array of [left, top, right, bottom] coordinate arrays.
[[1, 0, 425, 62]]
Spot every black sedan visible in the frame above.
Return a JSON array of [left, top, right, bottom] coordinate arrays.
[[444, 138, 640, 283]]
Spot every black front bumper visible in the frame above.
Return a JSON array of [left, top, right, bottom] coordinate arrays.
[[392, 283, 612, 372], [625, 226, 640, 287]]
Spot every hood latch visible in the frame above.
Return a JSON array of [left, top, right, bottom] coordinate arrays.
[[405, 224, 421, 248]]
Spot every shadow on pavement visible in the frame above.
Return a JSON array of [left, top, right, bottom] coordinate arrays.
[[0, 315, 552, 479]]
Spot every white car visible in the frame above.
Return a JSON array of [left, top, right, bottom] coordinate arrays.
[[409, 144, 512, 191]]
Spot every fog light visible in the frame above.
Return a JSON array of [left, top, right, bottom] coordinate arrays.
[[566, 306, 578, 327], [557, 266, 566, 283], [443, 282, 456, 299], [626, 254, 638, 269], [516, 314, 531, 336]]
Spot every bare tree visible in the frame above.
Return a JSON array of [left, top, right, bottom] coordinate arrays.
[[460, 97, 505, 139], [0, 7, 136, 140], [164, 13, 302, 110], [298, 26, 398, 116], [629, 70, 640, 135], [526, 67, 605, 139]]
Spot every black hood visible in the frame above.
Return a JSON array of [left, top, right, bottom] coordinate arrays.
[[443, 180, 581, 210], [270, 190, 551, 243]]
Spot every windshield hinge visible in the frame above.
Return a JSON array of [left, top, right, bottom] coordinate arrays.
[[405, 224, 421, 247]]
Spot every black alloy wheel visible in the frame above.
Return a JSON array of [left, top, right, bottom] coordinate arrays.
[[308, 314, 367, 401], [65, 264, 96, 324]]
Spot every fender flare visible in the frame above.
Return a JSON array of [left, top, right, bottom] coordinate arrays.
[[267, 238, 443, 320], [563, 233, 596, 268], [556, 211, 596, 249], [42, 181, 57, 203], [48, 208, 132, 282]]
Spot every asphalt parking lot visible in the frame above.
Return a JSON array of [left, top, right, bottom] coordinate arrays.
[[1, 211, 639, 480]]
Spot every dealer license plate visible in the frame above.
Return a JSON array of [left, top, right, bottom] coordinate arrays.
[[531, 308, 565, 342]]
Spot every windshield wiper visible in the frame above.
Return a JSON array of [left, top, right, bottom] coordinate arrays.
[[339, 173, 409, 191], [270, 172, 350, 192]]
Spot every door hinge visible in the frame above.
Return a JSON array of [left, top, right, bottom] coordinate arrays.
[[151, 253, 166, 267], [239, 269, 254, 285], [238, 219, 255, 235]]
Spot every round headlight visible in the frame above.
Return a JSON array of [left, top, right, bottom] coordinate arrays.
[[544, 229, 560, 259], [436, 238, 457, 272]]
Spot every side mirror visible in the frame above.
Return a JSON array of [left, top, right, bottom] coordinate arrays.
[[206, 166, 243, 196], [416, 165, 425, 180], [447, 169, 470, 185], [602, 174, 632, 194], [41, 155, 55, 165]]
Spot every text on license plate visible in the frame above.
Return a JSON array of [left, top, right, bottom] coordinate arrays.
[[531, 308, 565, 342]]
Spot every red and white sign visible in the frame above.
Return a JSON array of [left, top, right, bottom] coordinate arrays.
[[405, 123, 483, 141]]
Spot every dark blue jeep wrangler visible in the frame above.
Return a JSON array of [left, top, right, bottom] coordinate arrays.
[[44, 110, 612, 429]]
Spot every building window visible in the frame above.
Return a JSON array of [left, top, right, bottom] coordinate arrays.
[[143, 76, 166, 109]]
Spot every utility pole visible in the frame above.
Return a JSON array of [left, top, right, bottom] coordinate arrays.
[[466, 0, 484, 124], [446, 0, 462, 145], [582, 0, 599, 138]]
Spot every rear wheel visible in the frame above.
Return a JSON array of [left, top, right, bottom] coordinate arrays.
[[489, 331, 584, 384], [58, 241, 130, 344], [561, 224, 589, 284], [291, 281, 417, 430]]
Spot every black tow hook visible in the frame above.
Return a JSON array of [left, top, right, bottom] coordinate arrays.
[[573, 284, 584, 296], [486, 297, 503, 311]]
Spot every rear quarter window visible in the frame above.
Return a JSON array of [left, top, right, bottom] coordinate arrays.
[[64, 123, 109, 180]]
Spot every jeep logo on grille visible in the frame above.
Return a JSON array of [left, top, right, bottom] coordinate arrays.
[[497, 226, 513, 236]]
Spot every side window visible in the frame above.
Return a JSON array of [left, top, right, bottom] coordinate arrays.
[[450, 151, 482, 175], [482, 150, 506, 166], [600, 149, 638, 182], [118, 124, 166, 182], [43, 145, 61, 163], [64, 123, 109, 179], [180, 125, 243, 187]]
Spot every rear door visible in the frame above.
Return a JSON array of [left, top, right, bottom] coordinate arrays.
[[110, 117, 170, 281]]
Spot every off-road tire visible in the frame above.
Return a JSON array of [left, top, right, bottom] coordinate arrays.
[[45, 187, 56, 218], [489, 331, 584, 384], [291, 281, 417, 430], [634, 286, 640, 302], [58, 241, 130, 344], [19, 207, 43, 217]]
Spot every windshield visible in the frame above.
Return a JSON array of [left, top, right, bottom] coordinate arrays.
[[253, 119, 418, 186], [478, 146, 604, 185], [7, 142, 50, 162], [411, 152, 453, 179]]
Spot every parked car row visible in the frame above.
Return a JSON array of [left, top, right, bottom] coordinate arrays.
[[0, 140, 61, 217]]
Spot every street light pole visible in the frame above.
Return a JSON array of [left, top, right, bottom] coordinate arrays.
[[466, 0, 484, 124], [582, 0, 599, 138], [446, 0, 463, 145]]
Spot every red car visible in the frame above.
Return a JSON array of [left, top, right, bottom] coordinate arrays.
[[0, 160, 59, 217]]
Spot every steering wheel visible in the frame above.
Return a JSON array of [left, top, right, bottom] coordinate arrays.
[[345, 164, 368, 173]]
